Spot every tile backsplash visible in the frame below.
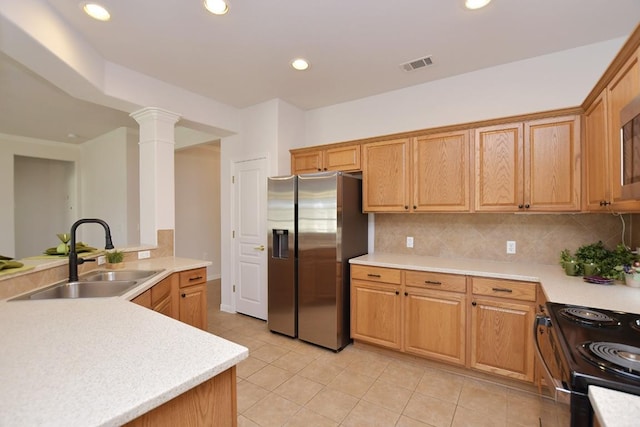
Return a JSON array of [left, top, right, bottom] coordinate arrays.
[[374, 213, 635, 265]]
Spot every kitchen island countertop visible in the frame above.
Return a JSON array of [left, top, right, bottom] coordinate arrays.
[[0, 257, 248, 426], [349, 253, 640, 314]]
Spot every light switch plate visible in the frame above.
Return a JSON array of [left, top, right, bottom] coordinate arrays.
[[138, 250, 151, 259], [97, 255, 106, 265]]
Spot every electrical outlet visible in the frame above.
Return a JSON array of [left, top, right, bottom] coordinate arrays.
[[506, 241, 516, 254], [406, 236, 414, 248], [97, 255, 106, 265], [138, 250, 151, 259]]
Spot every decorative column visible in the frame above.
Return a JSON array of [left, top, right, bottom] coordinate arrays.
[[130, 107, 181, 246]]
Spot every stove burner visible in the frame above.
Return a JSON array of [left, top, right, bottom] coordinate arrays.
[[578, 341, 640, 379], [559, 307, 620, 327]]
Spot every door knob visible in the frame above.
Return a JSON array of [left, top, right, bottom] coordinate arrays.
[[254, 245, 265, 251]]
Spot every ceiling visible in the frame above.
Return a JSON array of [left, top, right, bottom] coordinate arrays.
[[2, 0, 640, 143]]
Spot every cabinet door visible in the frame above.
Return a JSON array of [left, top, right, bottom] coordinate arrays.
[[179, 283, 208, 330], [474, 124, 524, 212], [525, 116, 581, 211], [470, 297, 535, 382], [607, 50, 640, 210], [291, 150, 323, 174], [351, 280, 402, 349], [154, 296, 173, 318], [413, 131, 470, 212], [362, 138, 411, 212], [324, 145, 361, 172], [404, 288, 466, 366], [132, 289, 151, 309], [583, 90, 611, 210]]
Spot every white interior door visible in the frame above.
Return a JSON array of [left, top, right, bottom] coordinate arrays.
[[233, 158, 268, 319]]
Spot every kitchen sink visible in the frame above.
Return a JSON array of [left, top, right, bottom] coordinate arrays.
[[80, 269, 163, 282], [9, 269, 164, 301]]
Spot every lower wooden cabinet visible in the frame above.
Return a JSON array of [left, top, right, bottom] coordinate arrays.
[[131, 267, 207, 330], [404, 287, 466, 366], [125, 366, 237, 427], [179, 268, 208, 330], [469, 278, 536, 382], [350, 265, 538, 384], [351, 280, 402, 349]]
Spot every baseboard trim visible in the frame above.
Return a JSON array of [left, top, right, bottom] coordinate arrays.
[[220, 304, 235, 314]]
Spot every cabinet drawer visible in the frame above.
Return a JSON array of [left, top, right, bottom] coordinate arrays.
[[351, 265, 402, 284], [472, 277, 537, 302], [151, 275, 173, 306], [179, 267, 207, 288], [405, 270, 466, 293]]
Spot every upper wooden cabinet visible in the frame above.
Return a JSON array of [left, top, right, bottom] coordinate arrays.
[[583, 90, 611, 211], [413, 131, 470, 212], [475, 116, 580, 212], [362, 138, 411, 212], [583, 41, 640, 212], [363, 131, 471, 213], [291, 144, 361, 174]]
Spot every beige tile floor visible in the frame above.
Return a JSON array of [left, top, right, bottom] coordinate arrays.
[[206, 281, 570, 427]]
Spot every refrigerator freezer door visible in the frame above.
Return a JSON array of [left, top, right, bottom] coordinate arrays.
[[267, 176, 297, 337], [297, 172, 368, 350]]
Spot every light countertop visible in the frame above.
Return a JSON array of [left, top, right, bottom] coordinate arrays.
[[0, 257, 248, 427], [589, 386, 640, 427], [349, 253, 640, 314]]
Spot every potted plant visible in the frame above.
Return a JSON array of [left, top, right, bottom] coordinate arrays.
[[575, 241, 610, 276], [105, 249, 125, 269], [559, 249, 579, 276]]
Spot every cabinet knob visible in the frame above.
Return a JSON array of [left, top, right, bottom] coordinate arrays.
[[395, 290, 399, 295], [181, 293, 186, 298], [404, 206, 409, 210], [518, 204, 524, 209], [472, 301, 477, 306], [413, 205, 417, 209], [524, 204, 530, 209], [404, 292, 408, 296], [600, 200, 611, 206]]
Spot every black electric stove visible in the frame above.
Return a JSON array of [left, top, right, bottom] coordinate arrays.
[[544, 303, 640, 425]]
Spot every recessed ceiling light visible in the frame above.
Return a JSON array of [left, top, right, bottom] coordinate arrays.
[[291, 58, 310, 71], [465, 0, 492, 10], [204, 0, 229, 15], [82, 3, 111, 21]]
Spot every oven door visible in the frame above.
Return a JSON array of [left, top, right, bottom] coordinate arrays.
[[534, 314, 571, 405]]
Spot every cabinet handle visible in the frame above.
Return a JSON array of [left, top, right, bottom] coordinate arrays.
[[524, 204, 530, 209], [404, 205, 409, 210], [367, 274, 381, 278], [492, 287, 513, 293], [395, 290, 399, 295], [413, 205, 417, 209], [424, 280, 442, 285], [189, 276, 204, 281], [181, 293, 186, 298], [472, 301, 477, 306], [518, 204, 524, 209], [404, 292, 408, 296], [600, 200, 611, 206]]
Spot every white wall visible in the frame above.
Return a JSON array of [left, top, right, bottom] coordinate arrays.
[[304, 38, 626, 147], [0, 133, 80, 258], [14, 156, 74, 259], [276, 100, 305, 175], [80, 127, 139, 249], [175, 143, 221, 280]]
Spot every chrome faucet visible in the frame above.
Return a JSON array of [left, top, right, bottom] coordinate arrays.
[[68, 218, 114, 282]]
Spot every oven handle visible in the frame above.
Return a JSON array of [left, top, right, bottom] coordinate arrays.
[[533, 314, 571, 405]]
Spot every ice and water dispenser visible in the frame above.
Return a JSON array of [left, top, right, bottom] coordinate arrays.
[[272, 229, 289, 259]]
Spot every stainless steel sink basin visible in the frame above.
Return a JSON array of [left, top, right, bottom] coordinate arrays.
[[80, 269, 163, 282], [29, 280, 137, 300], [9, 269, 164, 301]]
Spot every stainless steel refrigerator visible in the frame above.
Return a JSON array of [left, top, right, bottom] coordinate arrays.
[[267, 172, 368, 351]]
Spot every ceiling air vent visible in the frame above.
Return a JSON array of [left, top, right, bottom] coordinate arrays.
[[400, 55, 434, 72]]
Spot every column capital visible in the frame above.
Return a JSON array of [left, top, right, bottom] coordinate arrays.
[[130, 107, 181, 125]]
